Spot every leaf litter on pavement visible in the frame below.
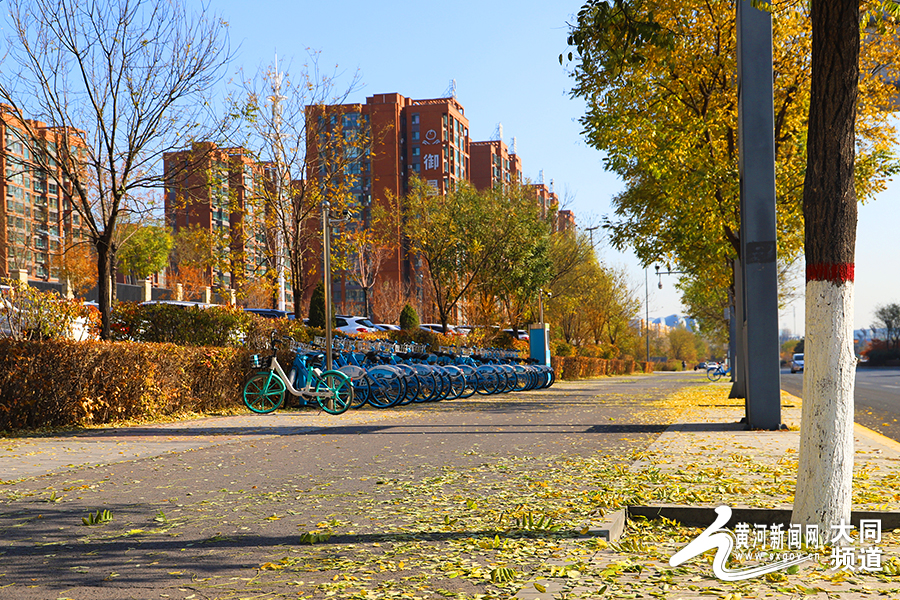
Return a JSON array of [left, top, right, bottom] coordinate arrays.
[[1, 377, 900, 598]]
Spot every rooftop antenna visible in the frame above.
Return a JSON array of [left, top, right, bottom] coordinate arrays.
[[550, 178, 555, 194], [511, 136, 517, 154], [539, 169, 545, 185], [444, 79, 457, 99], [492, 122, 503, 141]]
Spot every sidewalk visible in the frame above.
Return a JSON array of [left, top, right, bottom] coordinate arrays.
[[514, 390, 900, 599], [2, 376, 900, 599], [0, 406, 407, 481]]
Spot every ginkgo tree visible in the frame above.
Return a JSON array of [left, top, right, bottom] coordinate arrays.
[[563, 0, 899, 334], [403, 177, 553, 334], [564, 0, 900, 537]]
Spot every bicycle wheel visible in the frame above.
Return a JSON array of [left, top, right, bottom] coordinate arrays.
[[367, 368, 405, 408], [412, 366, 438, 402], [316, 370, 353, 415], [475, 366, 501, 395], [243, 372, 286, 414], [708, 367, 723, 382], [456, 364, 478, 398], [338, 365, 369, 409], [443, 365, 466, 399]]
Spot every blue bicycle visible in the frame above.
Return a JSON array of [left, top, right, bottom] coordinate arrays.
[[707, 363, 731, 382]]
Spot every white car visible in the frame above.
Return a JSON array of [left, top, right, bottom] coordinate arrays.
[[375, 323, 400, 331], [335, 315, 379, 335], [502, 328, 529, 341], [791, 353, 804, 373], [420, 323, 463, 336]]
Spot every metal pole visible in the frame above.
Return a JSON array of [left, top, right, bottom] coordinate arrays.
[[645, 268, 650, 362], [273, 55, 287, 312], [323, 201, 333, 371], [538, 289, 545, 326], [737, 0, 781, 429]]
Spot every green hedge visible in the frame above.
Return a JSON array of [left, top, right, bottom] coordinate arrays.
[[0, 339, 248, 431]]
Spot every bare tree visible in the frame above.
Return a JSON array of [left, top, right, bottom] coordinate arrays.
[[234, 52, 367, 317], [874, 302, 900, 349], [0, 0, 234, 338]]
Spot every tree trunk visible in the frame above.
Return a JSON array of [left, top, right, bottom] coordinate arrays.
[[792, 0, 859, 534], [97, 239, 112, 340]]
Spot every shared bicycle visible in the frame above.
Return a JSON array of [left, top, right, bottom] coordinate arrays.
[[243, 332, 354, 414], [706, 363, 732, 382]]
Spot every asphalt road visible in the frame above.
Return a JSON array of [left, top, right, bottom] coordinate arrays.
[[0, 372, 702, 600], [781, 366, 900, 440]]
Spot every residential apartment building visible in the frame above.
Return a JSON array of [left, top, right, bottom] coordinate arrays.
[[302, 91, 581, 318], [0, 106, 90, 283], [301, 93, 472, 312], [163, 142, 271, 297], [469, 138, 521, 191]]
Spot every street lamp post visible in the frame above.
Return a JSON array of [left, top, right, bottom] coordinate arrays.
[[322, 201, 350, 371], [322, 201, 334, 371], [584, 225, 599, 250], [645, 269, 650, 362]]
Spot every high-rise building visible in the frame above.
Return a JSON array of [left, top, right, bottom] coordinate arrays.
[[163, 142, 270, 296], [531, 181, 559, 221], [303, 93, 472, 313], [0, 106, 91, 283], [469, 138, 521, 191]]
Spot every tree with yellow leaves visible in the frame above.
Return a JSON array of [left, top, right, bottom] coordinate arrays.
[[563, 0, 899, 336]]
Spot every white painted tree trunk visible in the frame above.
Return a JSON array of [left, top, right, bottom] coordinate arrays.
[[792, 279, 856, 535]]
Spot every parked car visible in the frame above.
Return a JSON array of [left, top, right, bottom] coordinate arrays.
[[420, 323, 463, 336], [139, 300, 217, 309], [335, 315, 379, 335], [791, 353, 804, 373], [375, 323, 400, 331], [244, 308, 295, 319], [695, 361, 718, 371], [502, 328, 529, 341]]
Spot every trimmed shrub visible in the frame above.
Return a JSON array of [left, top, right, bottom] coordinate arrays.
[[0, 339, 247, 431], [110, 302, 253, 347], [555, 341, 573, 357], [399, 304, 419, 330], [0, 278, 97, 340], [550, 355, 641, 380], [308, 283, 327, 329]]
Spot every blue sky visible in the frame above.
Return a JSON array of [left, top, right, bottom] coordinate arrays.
[[209, 0, 897, 335]]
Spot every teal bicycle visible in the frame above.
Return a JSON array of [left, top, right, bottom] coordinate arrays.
[[243, 333, 353, 415]]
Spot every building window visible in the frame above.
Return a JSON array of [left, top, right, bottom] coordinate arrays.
[[411, 113, 419, 125], [412, 147, 420, 157], [412, 131, 419, 141]]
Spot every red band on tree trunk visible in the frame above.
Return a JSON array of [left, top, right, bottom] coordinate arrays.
[[806, 263, 855, 283]]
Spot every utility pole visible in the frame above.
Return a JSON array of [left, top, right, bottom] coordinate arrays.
[[272, 54, 287, 312], [736, 0, 782, 429]]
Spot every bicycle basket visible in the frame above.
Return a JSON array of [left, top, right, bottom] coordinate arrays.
[[249, 354, 265, 369]]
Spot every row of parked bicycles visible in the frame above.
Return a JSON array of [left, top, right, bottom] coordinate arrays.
[[242, 332, 556, 415]]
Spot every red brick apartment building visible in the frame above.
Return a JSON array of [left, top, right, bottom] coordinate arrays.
[[0, 106, 91, 283], [469, 138, 521, 191], [302, 92, 577, 317], [159, 93, 571, 316], [301, 93, 472, 312], [163, 142, 271, 297]]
